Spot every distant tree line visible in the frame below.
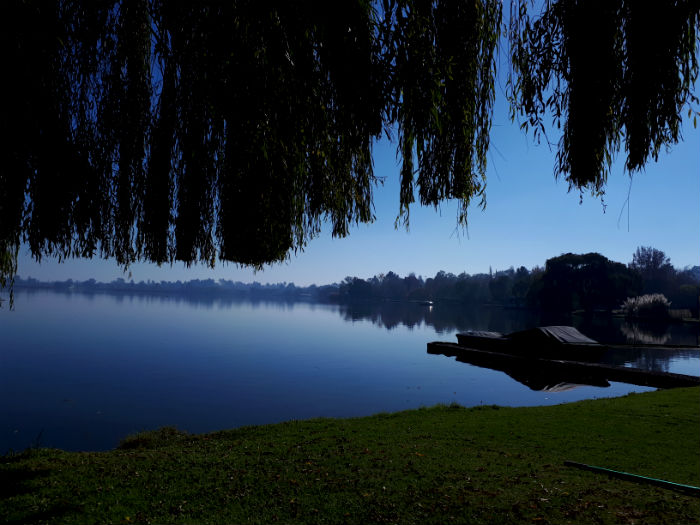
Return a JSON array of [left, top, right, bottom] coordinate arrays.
[[9, 276, 338, 302], [6, 247, 699, 316], [336, 247, 699, 315]]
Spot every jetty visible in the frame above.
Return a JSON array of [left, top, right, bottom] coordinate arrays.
[[428, 326, 700, 390]]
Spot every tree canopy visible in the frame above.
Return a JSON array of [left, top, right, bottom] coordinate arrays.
[[509, 0, 699, 192], [1, 0, 698, 290], [537, 252, 641, 311]]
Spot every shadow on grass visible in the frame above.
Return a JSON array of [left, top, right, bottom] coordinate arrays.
[[0, 461, 50, 499], [0, 456, 80, 524], [2, 504, 80, 525]]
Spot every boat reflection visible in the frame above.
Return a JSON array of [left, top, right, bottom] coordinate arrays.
[[434, 345, 611, 392], [428, 339, 700, 391], [482, 363, 611, 392]]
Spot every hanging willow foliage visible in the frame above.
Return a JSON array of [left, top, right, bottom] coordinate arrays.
[[0, 0, 501, 284], [1, 0, 698, 296], [509, 0, 699, 192]]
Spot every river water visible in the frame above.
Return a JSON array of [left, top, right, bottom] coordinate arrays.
[[1, 290, 697, 452]]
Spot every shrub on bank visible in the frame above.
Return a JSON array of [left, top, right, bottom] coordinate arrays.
[[621, 293, 671, 320]]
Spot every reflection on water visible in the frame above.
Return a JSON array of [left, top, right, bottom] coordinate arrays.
[[1, 291, 697, 452], [338, 301, 548, 334], [620, 321, 671, 345], [337, 300, 699, 346], [18, 288, 699, 347], [12, 287, 305, 311], [599, 344, 700, 374], [340, 300, 700, 376], [463, 357, 612, 392], [439, 346, 613, 392], [429, 340, 699, 394]]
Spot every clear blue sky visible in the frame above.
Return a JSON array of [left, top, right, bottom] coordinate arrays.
[[18, 56, 700, 286]]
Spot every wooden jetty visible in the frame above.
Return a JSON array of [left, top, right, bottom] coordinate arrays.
[[427, 341, 700, 390]]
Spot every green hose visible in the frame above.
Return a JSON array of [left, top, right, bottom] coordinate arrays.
[[564, 461, 700, 497]]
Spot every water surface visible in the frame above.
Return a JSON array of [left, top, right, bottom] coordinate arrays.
[[1, 291, 697, 452]]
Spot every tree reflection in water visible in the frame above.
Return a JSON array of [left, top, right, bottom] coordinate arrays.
[[337, 301, 699, 347], [620, 321, 671, 345]]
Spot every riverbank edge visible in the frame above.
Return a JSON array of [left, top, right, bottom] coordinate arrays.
[[2, 387, 699, 524]]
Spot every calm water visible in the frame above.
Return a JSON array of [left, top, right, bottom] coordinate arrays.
[[1, 290, 698, 452]]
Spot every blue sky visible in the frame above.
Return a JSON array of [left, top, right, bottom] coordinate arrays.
[[18, 59, 700, 286]]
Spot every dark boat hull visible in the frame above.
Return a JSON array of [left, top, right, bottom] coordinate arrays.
[[456, 332, 607, 362]]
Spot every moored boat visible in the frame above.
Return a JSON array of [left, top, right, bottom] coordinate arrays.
[[456, 326, 606, 362]]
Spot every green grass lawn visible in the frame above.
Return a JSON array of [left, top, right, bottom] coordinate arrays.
[[2, 387, 698, 524]]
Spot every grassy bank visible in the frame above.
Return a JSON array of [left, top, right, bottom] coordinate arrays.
[[2, 388, 698, 524]]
